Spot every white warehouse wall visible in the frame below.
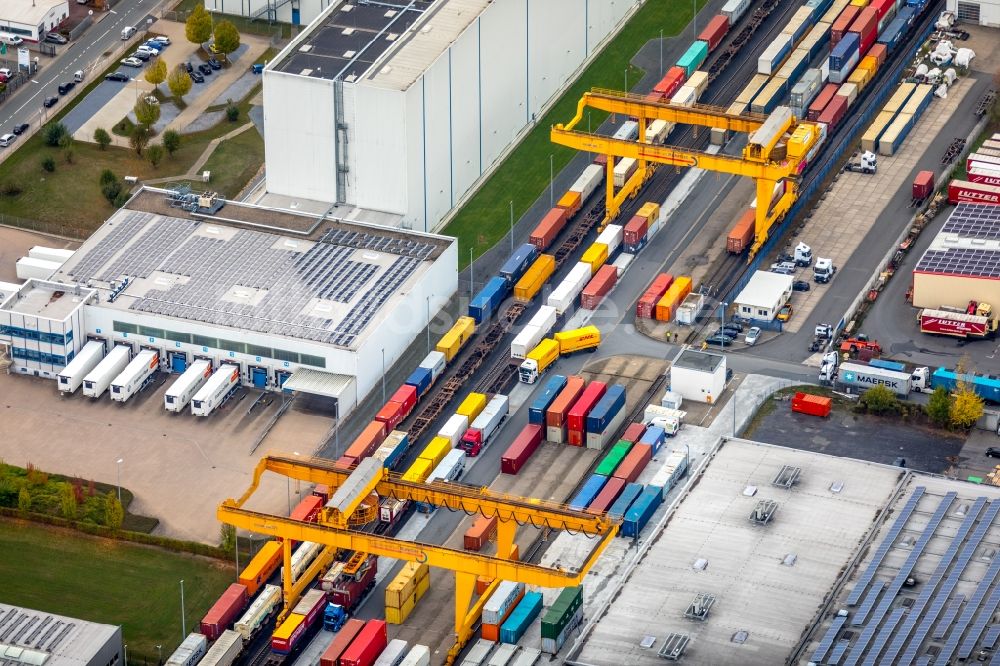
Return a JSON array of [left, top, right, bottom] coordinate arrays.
[[348, 85, 408, 216], [205, 0, 334, 26], [946, 0, 1000, 26]]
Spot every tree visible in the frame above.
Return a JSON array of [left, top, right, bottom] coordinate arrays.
[[951, 386, 985, 429], [162, 129, 181, 156], [17, 487, 30, 514], [167, 65, 192, 99], [129, 125, 151, 156], [104, 492, 124, 530], [93, 127, 111, 150], [220, 523, 236, 554], [41, 155, 55, 172], [859, 385, 899, 415], [134, 97, 160, 127], [102, 179, 123, 204], [212, 20, 240, 59], [185, 4, 212, 45], [42, 122, 68, 147], [146, 143, 164, 168], [144, 57, 167, 89], [99, 168, 117, 186], [60, 483, 78, 520], [927, 386, 952, 427]]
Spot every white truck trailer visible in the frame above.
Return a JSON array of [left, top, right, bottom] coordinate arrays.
[[164, 360, 212, 412], [82, 345, 131, 398], [28, 246, 75, 264], [110, 349, 159, 403], [56, 340, 105, 394], [191, 364, 240, 416]]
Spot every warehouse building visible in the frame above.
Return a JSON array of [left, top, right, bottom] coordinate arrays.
[[260, 0, 638, 231], [205, 0, 332, 27], [0, 187, 457, 414], [912, 203, 1000, 311], [0, 602, 122, 666], [0, 0, 69, 43], [948, 0, 1000, 26]]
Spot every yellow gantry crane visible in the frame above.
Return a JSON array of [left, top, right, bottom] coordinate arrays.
[[218, 454, 619, 663], [551, 88, 823, 257]]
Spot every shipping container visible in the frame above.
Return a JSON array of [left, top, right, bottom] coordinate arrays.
[[456, 392, 487, 420], [482, 581, 526, 635], [685, 71, 709, 100], [861, 110, 896, 152], [374, 640, 410, 666], [436, 316, 476, 362], [614, 443, 653, 483], [639, 425, 667, 454], [500, 244, 539, 286], [595, 440, 633, 476], [531, 208, 570, 251], [849, 57, 876, 90], [567, 381, 607, 433], [677, 40, 709, 76], [464, 515, 497, 550], [546, 263, 591, 314], [500, 591, 543, 645], [781, 6, 815, 43], [526, 374, 563, 423], [750, 77, 789, 115], [462, 639, 497, 665], [829, 34, 859, 83], [595, 224, 623, 256], [720, 0, 751, 22], [622, 485, 665, 538], [948, 180, 1000, 205], [581, 265, 618, 310], [831, 4, 859, 42], [438, 414, 469, 448], [901, 83, 933, 118], [567, 163, 604, 201], [501, 424, 543, 474], [836, 82, 858, 106], [735, 73, 770, 108], [670, 85, 697, 108], [569, 474, 608, 511], [970, 154, 1000, 171], [622, 422, 646, 443], [372, 431, 409, 470], [586, 384, 627, 433], [727, 209, 756, 254], [57, 340, 106, 395], [340, 620, 388, 666], [847, 6, 877, 54], [968, 167, 1000, 187], [239, 542, 282, 596], [655, 275, 693, 321], [789, 69, 823, 118], [427, 448, 466, 484], [644, 118, 671, 144], [345, 420, 387, 461], [758, 34, 792, 75], [868, 42, 887, 68], [235, 583, 281, 639], [375, 401, 406, 431], [320, 619, 365, 666], [164, 359, 213, 412], [817, 93, 848, 128], [580, 243, 609, 274], [400, 644, 431, 666], [82, 344, 131, 398], [613, 157, 637, 189], [470, 276, 511, 324], [819, 0, 850, 23], [14, 256, 60, 280], [774, 49, 809, 85], [878, 112, 913, 156], [792, 392, 833, 417], [587, 476, 627, 514], [608, 482, 644, 519], [698, 14, 729, 51], [166, 633, 208, 666], [418, 436, 452, 470], [798, 24, 830, 61], [808, 83, 839, 120], [546, 375, 585, 442], [870, 0, 895, 29], [199, 629, 242, 666], [883, 82, 915, 114], [289, 494, 324, 523], [541, 587, 583, 655], [912, 170, 934, 200], [510, 325, 545, 361], [514, 254, 555, 302], [404, 367, 433, 397], [623, 215, 649, 253], [652, 66, 687, 99]]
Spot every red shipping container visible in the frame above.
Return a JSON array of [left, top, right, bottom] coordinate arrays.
[[868, 43, 887, 68], [389, 384, 417, 415], [637, 274, 674, 318], [320, 619, 365, 666], [848, 7, 877, 55], [791, 392, 832, 418], [948, 180, 1000, 205], [567, 428, 585, 447], [546, 375, 586, 428], [870, 0, 894, 21], [531, 207, 570, 250], [581, 265, 618, 310], [290, 494, 324, 523], [200, 583, 248, 641], [567, 382, 607, 432], [831, 5, 859, 43], [645, 91, 664, 103], [968, 168, 1000, 187], [587, 477, 627, 514], [336, 455, 356, 469], [340, 620, 388, 666], [345, 420, 387, 460], [621, 422, 646, 443], [808, 84, 839, 121], [593, 154, 608, 166], [613, 443, 653, 483], [623, 215, 649, 248], [465, 515, 498, 551], [727, 209, 755, 254], [698, 14, 730, 52], [653, 66, 686, 98], [501, 424, 544, 474], [374, 400, 405, 431], [817, 94, 848, 129], [912, 171, 934, 200]]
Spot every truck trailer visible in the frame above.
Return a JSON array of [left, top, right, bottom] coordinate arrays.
[[919, 308, 998, 339], [165, 360, 213, 412], [82, 345, 132, 398], [110, 349, 159, 402], [460, 394, 509, 455], [518, 326, 601, 384], [835, 362, 920, 396], [191, 364, 240, 416], [57, 340, 105, 394]]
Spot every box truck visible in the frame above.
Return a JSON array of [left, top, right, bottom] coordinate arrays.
[[165, 360, 213, 412], [518, 326, 601, 384], [82, 345, 132, 398]]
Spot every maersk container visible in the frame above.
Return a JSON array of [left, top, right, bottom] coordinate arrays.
[[676, 40, 708, 77], [622, 485, 665, 538], [757, 34, 792, 75], [569, 474, 608, 511], [191, 364, 240, 416], [790, 69, 823, 118], [470, 276, 510, 324], [639, 425, 667, 454], [829, 33, 859, 83], [499, 244, 539, 287], [405, 366, 433, 397], [165, 359, 212, 412], [720, 0, 751, 22], [585, 384, 626, 433], [530, 374, 567, 424], [608, 482, 644, 519], [82, 344, 131, 398], [166, 633, 208, 666], [499, 592, 543, 644], [57, 340, 105, 394]]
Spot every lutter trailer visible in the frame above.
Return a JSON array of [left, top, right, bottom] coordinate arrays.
[[165, 360, 213, 412], [191, 364, 240, 416], [82, 345, 132, 398], [57, 340, 105, 394]]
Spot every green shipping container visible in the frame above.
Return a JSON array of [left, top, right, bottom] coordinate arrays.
[[595, 441, 633, 477], [541, 587, 583, 639]]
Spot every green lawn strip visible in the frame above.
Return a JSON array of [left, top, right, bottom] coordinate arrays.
[[443, 0, 707, 269], [165, 126, 264, 197], [0, 519, 234, 662], [170, 0, 293, 38]]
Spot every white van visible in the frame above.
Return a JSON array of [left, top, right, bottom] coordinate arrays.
[[73, 70, 84, 82], [0, 33, 23, 46], [121, 26, 136, 40]]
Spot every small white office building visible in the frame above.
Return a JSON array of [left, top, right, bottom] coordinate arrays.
[[733, 271, 793, 322]]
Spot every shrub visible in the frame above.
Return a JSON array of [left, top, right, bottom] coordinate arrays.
[[41, 156, 55, 173], [93, 127, 112, 150], [162, 129, 181, 156], [146, 143, 164, 168], [226, 101, 239, 122], [113, 191, 130, 208], [1, 179, 23, 196], [951, 387, 985, 429], [42, 122, 68, 147], [63, 147, 74, 164], [104, 492, 124, 531], [18, 488, 30, 514], [99, 169, 117, 186], [101, 179, 123, 204], [859, 385, 900, 415], [927, 386, 952, 427]]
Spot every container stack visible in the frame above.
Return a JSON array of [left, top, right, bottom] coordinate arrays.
[[385, 562, 430, 624], [545, 375, 585, 443], [482, 582, 526, 641], [636, 274, 673, 319], [500, 591, 544, 644], [655, 276, 693, 322], [566, 382, 607, 446], [541, 587, 584, 655], [464, 515, 497, 551]]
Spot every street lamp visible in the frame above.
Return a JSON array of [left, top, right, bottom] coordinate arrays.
[[115, 458, 123, 503], [624, 67, 629, 92], [124, 644, 128, 666], [720, 302, 728, 348], [549, 154, 554, 207], [509, 200, 515, 253], [659, 29, 663, 75], [179, 580, 186, 638], [156, 645, 162, 665]]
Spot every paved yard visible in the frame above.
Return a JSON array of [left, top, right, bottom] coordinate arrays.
[[0, 226, 79, 283]]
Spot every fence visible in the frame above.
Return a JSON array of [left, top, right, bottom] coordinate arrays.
[[0, 216, 90, 240]]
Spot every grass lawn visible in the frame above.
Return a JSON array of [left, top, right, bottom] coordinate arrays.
[[0, 519, 235, 662], [165, 125, 265, 197], [171, 0, 294, 38], [443, 0, 707, 268]]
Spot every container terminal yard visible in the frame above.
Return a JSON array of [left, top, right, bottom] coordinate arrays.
[[0, 0, 999, 664]]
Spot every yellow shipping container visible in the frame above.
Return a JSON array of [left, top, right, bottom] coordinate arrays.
[[883, 82, 916, 114], [456, 392, 487, 420], [850, 0, 869, 6], [861, 111, 896, 153], [419, 436, 452, 469], [386, 576, 415, 609], [435, 316, 475, 362], [637, 201, 661, 224], [847, 67, 872, 92], [386, 594, 415, 624], [416, 573, 430, 600], [580, 243, 609, 274], [557, 191, 580, 211], [553, 325, 601, 354], [820, 0, 851, 23], [402, 458, 433, 484], [514, 254, 556, 302], [403, 561, 429, 582]]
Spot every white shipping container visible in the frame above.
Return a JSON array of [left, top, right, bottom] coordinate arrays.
[[644, 119, 670, 144], [586, 404, 628, 450], [235, 584, 281, 640], [611, 252, 634, 277], [282, 542, 322, 583], [110, 349, 159, 403], [595, 225, 623, 255], [400, 645, 432, 666], [670, 85, 697, 108], [482, 581, 526, 626], [28, 246, 75, 263], [511, 325, 544, 360], [438, 414, 470, 447], [199, 629, 242, 666], [427, 448, 466, 483], [757, 34, 792, 75], [165, 360, 213, 412], [418, 350, 447, 381], [546, 263, 591, 314], [470, 395, 509, 443], [836, 82, 858, 106], [82, 345, 132, 398], [971, 153, 1000, 168], [568, 164, 604, 200], [166, 633, 208, 666], [15, 256, 61, 281], [686, 70, 709, 99], [526, 304, 558, 334], [57, 340, 105, 394], [720, 0, 751, 22], [613, 157, 637, 189], [612, 120, 639, 141], [676, 292, 706, 325], [461, 639, 497, 666], [375, 639, 410, 666], [191, 364, 240, 416]]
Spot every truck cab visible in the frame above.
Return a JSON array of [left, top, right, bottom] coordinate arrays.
[[794, 242, 812, 267], [323, 604, 347, 632], [460, 428, 485, 455], [911, 366, 931, 393], [814, 258, 836, 283]]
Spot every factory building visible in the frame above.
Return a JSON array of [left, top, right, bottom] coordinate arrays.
[[259, 0, 638, 231], [205, 0, 332, 26], [912, 204, 1000, 311], [0, 602, 122, 666], [0, 0, 68, 43], [0, 187, 457, 415], [948, 0, 1000, 26]]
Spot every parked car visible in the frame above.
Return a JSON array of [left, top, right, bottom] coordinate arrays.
[[792, 280, 811, 292], [149, 35, 170, 45], [207, 57, 222, 70], [770, 261, 796, 274], [197, 63, 213, 76], [57, 81, 75, 95], [189, 70, 204, 83], [131, 50, 151, 61], [42, 96, 58, 108], [987, 447, 1000, 459], [721, 321, 744, 335], [145, 39, 167, 50], [45, 32, 68, 45], [777, 303, 794, 322], [744, 326, 762, 346], [105, 71, 130, 82], [121, 57, 143, 68], [0, 133, 16, 147], [183, 61, 193, 73], [705, 332, 735, 347], [136, 44, 159, 56], [0, 67, 12, 81], [11, 123, 29, 135]]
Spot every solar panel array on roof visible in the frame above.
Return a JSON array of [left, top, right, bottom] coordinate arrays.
[[67, 210, 151, 281], [942, 203, 1000, 239], [915, 248, 1000, 278]]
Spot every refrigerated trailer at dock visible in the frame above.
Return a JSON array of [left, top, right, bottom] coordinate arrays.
[[165, 360, 213, 412], [82, 345, 131, 398], [191, 364, 240, 416], [110, 349, 159, 403], [56, 340, 105, 394]]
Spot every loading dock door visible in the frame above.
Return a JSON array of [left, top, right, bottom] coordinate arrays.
[[170, 352, 187, 373], [251, 366, 268, 388]]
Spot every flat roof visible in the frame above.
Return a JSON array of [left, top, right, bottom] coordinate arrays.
[[0, 602, 119, 665], [49, 190, 452, 350], [916, 205, 1000, 279], [282, 367, 354, 398], [674, 349, 725, 373], [733, 270, 793, 308], [0, 0, 66, 26], [0, 280, 95, 320], [575, 439, 902, 666]]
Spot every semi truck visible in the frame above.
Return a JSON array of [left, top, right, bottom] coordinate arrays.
[[165, 360, 213, 412], [931, 368, 1000, 403], [460, 394, 509, 456], [518, 326, 601, 384], [918, 307, 998, 339], [510, 306, 557, 358], [82, 345, 132, 398], [57, 340, 105, 394], [110, 349, 159, 403], [191, 364, 240, 416], [831, 362, 930, 396]]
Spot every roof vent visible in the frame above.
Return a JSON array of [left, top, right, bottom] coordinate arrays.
[[743, 485, 758, 497], [420, 24, 433, 34], [750, 499, 778, 525], [341, 27, 354, 36], [300, 68, 314, 76], [782, 553, 797, 566], [380, 66, 392, 75], [692, 558, 708, 571], [943, 234, 961, 244], [386, 32, 399, 41], [640, 636, 656, 649], [731, 630, 749, 644], [340, 3, 353, 11], [830, 481, 844, 493], [384, 9, 397, 17], [343, 50, 356, 58], [299, 44, 312, 52], [685, 593, 715, 621]]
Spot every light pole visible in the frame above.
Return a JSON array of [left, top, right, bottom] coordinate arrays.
[[509, 200, 514, 253], [334, 401, 340, 456], [549, 154, 554, 207], [721, 302, 728, 349], [156, 645, 162, 665], [426, 296, 431, 352], [693, 0, 698, 38], [124, 644, 128, 666], [659, 29, 663, 75], [381, 348, 386, 403], [624, 67, 629, 92], [469, 248, 474, 295], [115, 458, 123, 503], [179, 579, 186, 638]]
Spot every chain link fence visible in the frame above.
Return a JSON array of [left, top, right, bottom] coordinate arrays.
[[0, 216, 90, 240]]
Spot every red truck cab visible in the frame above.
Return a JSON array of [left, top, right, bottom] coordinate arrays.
[[460, 428, 484, 456]]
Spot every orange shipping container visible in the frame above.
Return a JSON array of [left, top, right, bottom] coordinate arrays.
[[464, 515, 497, 551], [557, 191, 582, 217], [727, 210, 755, 254], [344, 420, 387, 460], [868, 43, 887, 68], [637, 274, 673, 319], [655, 277, 692, 321]]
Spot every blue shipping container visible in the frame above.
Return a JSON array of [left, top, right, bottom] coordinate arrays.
[[829, 49, 859, 84], [586, 384, 627, 433], [829, 33, 859, 71], [623, 235, 648, 255], [932, 368, 1000, 403], [569, 474, 608, 512], [530, 375, 568, 424], [898, 6, 915, 24], [869, 359, 906, 373], [877, 17, 906, 51], [805, 0, 833, 14], [499, 243, 539, 286], [758, 34, 792, 75], [469, 276, 510, 323], [608, 483, 644, 520], [381, 434, 408, 469], [500, 592, 544, 644], [638, 425, 666, 455], [622, 485, 664, 538], [676, 40, 708, 77], [405, 367, 433, 396]]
